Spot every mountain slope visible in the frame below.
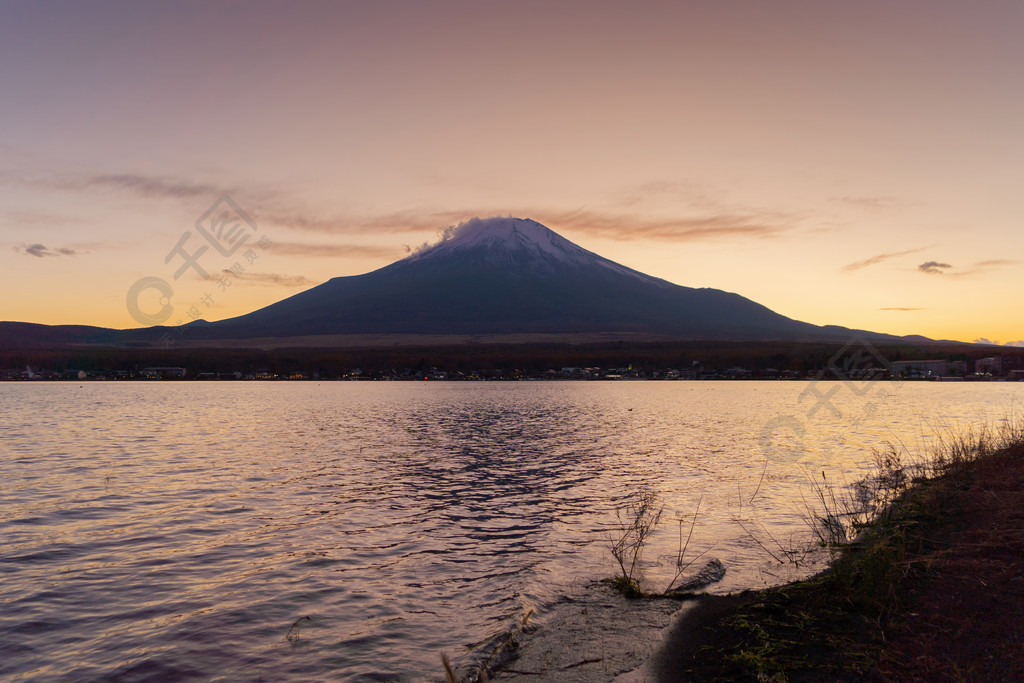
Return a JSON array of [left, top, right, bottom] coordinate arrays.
[[1, 217, 911, 348], [196, 217, 848, 341]]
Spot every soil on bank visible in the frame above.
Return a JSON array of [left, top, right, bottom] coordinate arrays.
[[651, 444, 1024, 681]]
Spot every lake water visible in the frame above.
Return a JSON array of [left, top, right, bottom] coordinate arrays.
[[1, 380, 1020, 681]]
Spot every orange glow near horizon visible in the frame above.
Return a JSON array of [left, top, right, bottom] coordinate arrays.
[[1, 2, 1023, 345]]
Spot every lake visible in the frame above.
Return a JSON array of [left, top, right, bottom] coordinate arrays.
[[1, 380, 1020, 680]]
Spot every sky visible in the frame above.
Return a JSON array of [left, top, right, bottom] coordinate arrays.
[[2, 0, 1022, 344]]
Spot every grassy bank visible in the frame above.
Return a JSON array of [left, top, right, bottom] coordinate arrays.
[[652, 417, 1024, 681]]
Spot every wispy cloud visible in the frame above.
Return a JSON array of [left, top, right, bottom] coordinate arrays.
[[2, 209, 89, 227], [13, 243, 80, 257], [258, 208, 440, 235], [917, 259, 1018, 278], [973, 259, 1018, 268], [951, 259, 1020, 278], [615, 180, 724, 210], [0, 169, 366, 237], [919, 260, 953, 274], [266, 207, 793, 243], [1, 168, 795, 244], [0, 169, 228, 200], [834, 195, 911, 210], [269, 241, 402, 259], [842, 247, 925, 272], [879, 306, 924, 311], [220, 270, 318, 288], [536, 210, 790, 242], [85, 174, 223, 199]]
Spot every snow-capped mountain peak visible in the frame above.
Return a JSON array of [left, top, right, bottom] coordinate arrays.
[[406, 216, 661, 284], [411, 217, 580, 260], [151, 214, 846, 342]]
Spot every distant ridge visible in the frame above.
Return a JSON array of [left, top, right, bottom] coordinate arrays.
[[2, 217, 920, 348]]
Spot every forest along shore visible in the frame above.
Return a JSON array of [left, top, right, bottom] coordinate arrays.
[[651, 426, 1024, 681]]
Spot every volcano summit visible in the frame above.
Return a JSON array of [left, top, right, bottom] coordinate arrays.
[[188, 216, 878, 344], [1, 216, 907, 349]]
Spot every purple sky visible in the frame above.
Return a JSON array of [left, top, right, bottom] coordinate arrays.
[[2, 1, 1023, 343]]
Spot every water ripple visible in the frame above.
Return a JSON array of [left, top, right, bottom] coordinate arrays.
[[0, 381, 1019, 680]]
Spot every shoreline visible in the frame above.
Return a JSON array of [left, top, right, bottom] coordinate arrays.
[[488, 426, 1024, 681], [486, 582, 685, 682], [651, 439, 1024, 679]]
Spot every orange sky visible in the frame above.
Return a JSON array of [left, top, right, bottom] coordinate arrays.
[[2, 1, 1022, 344]]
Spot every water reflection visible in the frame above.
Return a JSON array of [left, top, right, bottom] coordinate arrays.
[[0, 381, 1019, 681]]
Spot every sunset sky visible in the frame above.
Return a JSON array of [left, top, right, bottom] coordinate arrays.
[[2, 1, 1022, 344]]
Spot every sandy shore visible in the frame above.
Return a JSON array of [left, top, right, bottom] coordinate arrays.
[[489, 582, 689, 682]]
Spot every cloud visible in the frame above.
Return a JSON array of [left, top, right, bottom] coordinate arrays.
[[842, 247, 926, 272], [536, 210, 789, 242], [834, 196, 911, 210], [1, 168, 795, 245], [2, 209, 89, 227], [85, 174, 222, 199], [258, 208, 437, 235], [615, 180, 724, 210], [268, 207, 793, 243], [972, 259, 1018, 268], [221, 270, 317, 288], [0, 169, 377, 238], [14, 243, 80, 257], [4, 170, 410, 236], [918, 261, 953, 274], [0, 169, 227, 201], [268, 241, 402, 259], [879, 307, 923, 311], [932, 259, 1019, 278], [1, 169, 452, 236], [1003, 340, 1024, 348], [266, 209, 499, 236]]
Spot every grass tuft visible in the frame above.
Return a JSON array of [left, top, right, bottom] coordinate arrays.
[[658, 411, 1024, 681], [608, 489, 662, 597]]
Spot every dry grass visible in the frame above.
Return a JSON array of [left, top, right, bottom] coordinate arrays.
[[607, 489, 663, 598], [655, 411, 1024, 681]]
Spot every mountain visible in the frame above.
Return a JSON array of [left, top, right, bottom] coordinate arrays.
[[1, 216, 908, 348], [192, 217, 871, 342]]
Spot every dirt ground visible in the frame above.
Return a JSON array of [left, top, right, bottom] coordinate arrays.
[[875, 445, 1024, 680], [649, 444, 1024, 681]]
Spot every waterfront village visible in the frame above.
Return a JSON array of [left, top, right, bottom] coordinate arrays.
[[3, 356, 1023, 382]]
